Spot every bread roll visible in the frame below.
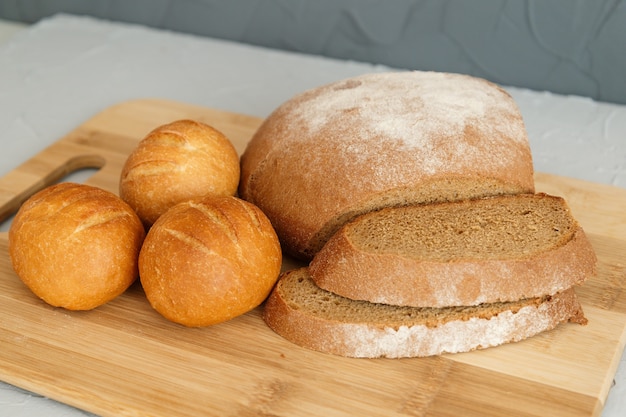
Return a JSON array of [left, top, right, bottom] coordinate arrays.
[[263, 268, 587, 358], [8, 182, 146, 310], [139, 195, 282, 327], [239, 71, 535, 260], [309, 193, 597, 307], [119, 119, 240, 227]]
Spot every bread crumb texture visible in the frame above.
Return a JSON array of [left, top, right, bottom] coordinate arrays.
[[349, 193, 575, 261]]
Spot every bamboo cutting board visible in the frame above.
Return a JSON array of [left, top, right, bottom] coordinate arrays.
[[0, 99, 625, 417]]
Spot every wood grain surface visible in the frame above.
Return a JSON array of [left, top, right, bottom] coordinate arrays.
[[0, 99, 624, 417]]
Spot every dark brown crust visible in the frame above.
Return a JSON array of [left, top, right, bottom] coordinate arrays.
[[239, 71, 534, 260], [263, 268, 586, 358], [309, 196, 598, 308]]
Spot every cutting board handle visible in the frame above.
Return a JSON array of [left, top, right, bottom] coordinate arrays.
[[0, 152, 105, 225]]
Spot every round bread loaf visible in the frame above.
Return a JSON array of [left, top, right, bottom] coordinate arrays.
[[8, 182, 146, 310], [239, 71, 535, 260], [139, 195, 282, 327], [119, 119, 240, 228]]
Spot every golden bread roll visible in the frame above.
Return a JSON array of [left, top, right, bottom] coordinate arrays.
[[8, 182, 146, 310], [139, 195, 282, 327], [119, 119, 240, 227]]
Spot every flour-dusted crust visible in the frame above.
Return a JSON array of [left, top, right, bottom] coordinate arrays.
[[309, 194, 598, 307], [263, 268, 587, 358], [240, 71, 535, 260]]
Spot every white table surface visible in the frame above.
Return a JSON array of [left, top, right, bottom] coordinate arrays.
[[0, 14, 624, 417]]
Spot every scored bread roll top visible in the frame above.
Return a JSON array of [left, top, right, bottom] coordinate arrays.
[[8, 183, 146, 310], [239, 71, 535, 260], [139, 195, 282, 327], [120, 119, 240, 227]]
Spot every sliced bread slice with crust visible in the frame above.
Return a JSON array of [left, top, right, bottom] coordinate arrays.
[[263, 267, 587, 358], [308, 193, 597, 308]]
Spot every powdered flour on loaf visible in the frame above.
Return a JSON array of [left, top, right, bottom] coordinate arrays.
[[286, 72, 525, 175]]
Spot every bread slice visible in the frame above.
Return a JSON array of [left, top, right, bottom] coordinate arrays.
[[309, 193, 597, 308], [263, 268, 587, 358]]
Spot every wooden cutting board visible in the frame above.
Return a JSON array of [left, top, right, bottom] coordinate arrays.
[[0, 99, 624, 417]]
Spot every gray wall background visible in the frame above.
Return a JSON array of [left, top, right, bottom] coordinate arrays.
[[1, 0, 625, 104]]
